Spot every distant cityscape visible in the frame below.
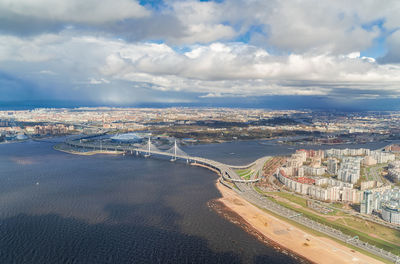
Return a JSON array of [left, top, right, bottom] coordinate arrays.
[[2, 107, 400, 145]]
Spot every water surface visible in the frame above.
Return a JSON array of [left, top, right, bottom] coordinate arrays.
[[0, 140, 298, 264]]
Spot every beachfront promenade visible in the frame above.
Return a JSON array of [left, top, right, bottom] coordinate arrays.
[[64, 138, 400, 263]]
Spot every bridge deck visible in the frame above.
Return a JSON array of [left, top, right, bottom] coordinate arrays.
[[65, 140, 259, 183]]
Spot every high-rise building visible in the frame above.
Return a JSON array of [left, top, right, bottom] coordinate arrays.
[[360, 191, 373, 214], [337, 157, 361, 183], [327, 158, 338, 174], [382, 202, 400, 224]]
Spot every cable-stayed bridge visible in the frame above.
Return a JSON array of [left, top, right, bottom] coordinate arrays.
[[138, 138, 187, 161], [65, 137, 259, 184]]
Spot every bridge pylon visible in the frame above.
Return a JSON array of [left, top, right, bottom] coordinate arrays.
[[144, 137, 151, 157], [170, 140, 177, 162]]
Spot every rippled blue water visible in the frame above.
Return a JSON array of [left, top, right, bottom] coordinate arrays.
[[0, 140, 297, 264]]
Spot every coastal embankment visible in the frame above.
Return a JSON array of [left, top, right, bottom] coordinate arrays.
[[214, 181, 385, 264], [54, 145, 124, 156]]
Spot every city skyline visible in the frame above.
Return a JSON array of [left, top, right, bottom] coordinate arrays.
[[1, 0, 400, 110]]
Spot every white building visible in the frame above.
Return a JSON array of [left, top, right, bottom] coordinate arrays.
[[277, 171, 361, 203], [325, 148, 370, 158], [327, 158, 338, 174], [382, 202, 400, 225], [360, 187, 400, 225], [370, 151, 395, 164], [303, 166, 326, 176], [337, 157, 362, 184]]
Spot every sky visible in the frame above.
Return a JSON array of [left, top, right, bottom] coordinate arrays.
[[1, 0, 400, 110]]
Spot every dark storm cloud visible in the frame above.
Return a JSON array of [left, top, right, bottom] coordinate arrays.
[[102, 15, 186, 42], [0, 71, 39, 101], [279, 79, 400, 99], [0, 10, 186, 43], [0, 14, 66, 36]]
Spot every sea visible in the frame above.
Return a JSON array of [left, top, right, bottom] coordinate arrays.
[[0, 138, 396, 264]]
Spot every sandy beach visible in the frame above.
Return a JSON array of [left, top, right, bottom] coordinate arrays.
[[215, 181, 385, 264]]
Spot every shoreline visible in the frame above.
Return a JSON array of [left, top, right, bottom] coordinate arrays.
[[54, 146, 124, 156], [208, 198, 314, 264], [213, 180, 385, 264]]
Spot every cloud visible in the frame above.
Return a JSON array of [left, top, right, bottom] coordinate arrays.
[[0, 71, 38, 101], [0, 0, 400, 107], [378, 30, 400, 64], [89, 78, 110, 85], [0, 0, 154, 39], [39, 70, 57, 75], [165, 0, 236, 44], [0, 0, 149, 24], [1, 32, 400, 103], [96, 40, 400, 99], [0, 0, 233, 45], [201, 0, 385, 54], [0, 0, 397, 53], [259, 0, 380, 54]]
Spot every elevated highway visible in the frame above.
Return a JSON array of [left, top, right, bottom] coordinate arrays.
[[65, 139, 260, 184]]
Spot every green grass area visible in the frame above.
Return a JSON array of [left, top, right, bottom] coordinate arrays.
[[235, 169, 250, 175], [339, 217, 400, 246], [330, 202, 345, 209], [360, 166, 367, 182], [268, 197, 400, 254], [363, 163, 387, 182], [247, 198, 392, 264], [235, 168, 254, 180], [254, 186, 266, 195], [243, 174, 251, 180], [265, 191, 308, 207], [254, 187, 400, 255]]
